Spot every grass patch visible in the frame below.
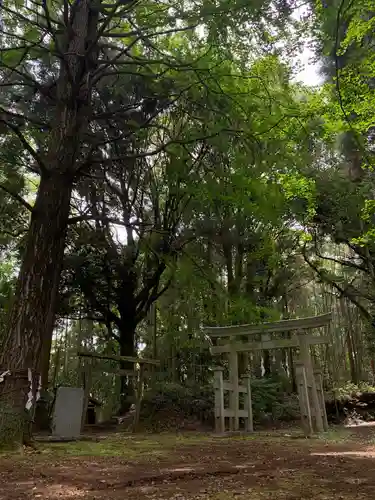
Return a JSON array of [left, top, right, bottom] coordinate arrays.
[[315, 427, 353, 443], [38, 432, 215, 458]]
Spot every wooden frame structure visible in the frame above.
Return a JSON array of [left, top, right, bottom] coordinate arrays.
[[203, 312, 331, 435], [77, 350, 159, 432]]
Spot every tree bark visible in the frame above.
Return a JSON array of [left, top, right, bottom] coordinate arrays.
[[149, 302, 157, 373], [0, 174, 73, 446], [40, 330, 53, 390], [118, 323, 136, 415], [0, 0, 100, 447], [34, 322, 56, 432]]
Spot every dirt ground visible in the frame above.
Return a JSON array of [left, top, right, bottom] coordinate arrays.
[[1, 426, 375, 500]]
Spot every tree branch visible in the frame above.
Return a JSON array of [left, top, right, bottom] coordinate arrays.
[[0, 184, 33, 213], [68, 214, 124, 225], [0, 118, 46, 173], [302, 249, 372, 321], [314, 245, 367, 272]]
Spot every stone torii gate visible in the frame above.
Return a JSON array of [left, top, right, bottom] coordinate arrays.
[[203, 312, 331, 436]]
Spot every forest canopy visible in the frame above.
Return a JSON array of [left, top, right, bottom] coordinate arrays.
[[0, 0, 375, 445]]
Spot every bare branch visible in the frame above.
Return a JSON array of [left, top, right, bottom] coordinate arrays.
[[0, 106, 48, 128], [68, 214, 125, 225], [313, 244, 367, 272], [302, 247, 372, 321]]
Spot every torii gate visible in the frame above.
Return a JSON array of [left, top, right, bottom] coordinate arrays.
[[203, 312, 331, 436]]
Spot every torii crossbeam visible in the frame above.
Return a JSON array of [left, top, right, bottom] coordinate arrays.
[[203, 312, 332, 435]]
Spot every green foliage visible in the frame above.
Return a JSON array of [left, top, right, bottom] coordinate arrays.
[[277, 173, 316, 220], [0, 140, 30, 252], [0, 260, 16, 346], [251, 377, 299, 421], [0, 0, 329, 369], [335, 3, 375, 144], [3, 0, 375, 430], [308, 0, 375, 248], [331, 381, 375, 401], [140, 376, 300, 431], [141, 381, 215, 426], [311, 0, 375, 162], [311, 171, 371, 242]]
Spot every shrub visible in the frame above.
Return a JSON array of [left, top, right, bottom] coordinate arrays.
[[327, 381, 375, 402], [250, 377, 300, 422], [141, 376, 300, 428], [142, 382, 213, 416]]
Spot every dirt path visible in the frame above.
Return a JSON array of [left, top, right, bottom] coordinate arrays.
[[1, 429, 375, 500]]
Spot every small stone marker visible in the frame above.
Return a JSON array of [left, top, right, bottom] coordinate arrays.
[[52, 387, 84, 439]]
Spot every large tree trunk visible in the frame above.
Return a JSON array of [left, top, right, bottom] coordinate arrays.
[[0, 0, 100, 447], [0, 174, 73, 446]]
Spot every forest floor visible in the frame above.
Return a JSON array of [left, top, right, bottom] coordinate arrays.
[[1, 425, 375, 500]]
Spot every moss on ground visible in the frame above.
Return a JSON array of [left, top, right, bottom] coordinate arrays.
[[36, 432, 215, 458], [1, 427, 375, 499], [1, 426, 371, 460], [16, 426, 371, 458]]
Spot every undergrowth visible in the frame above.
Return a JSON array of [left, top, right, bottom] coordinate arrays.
[[140, 376, 300, 431], [329, 382, 375, 400]]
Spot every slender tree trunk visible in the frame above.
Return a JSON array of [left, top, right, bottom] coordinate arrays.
[[150, 302, 157, 364], [51, 339, 62, 389], [339, 297, 359, 383], [171, 343, 179, 382], [40, 330, 53, 391], [281, 293, 296, 391], [34, 321, 57, 432], [346, 329, 358, 384], [64, 318, 70, 378], [118, 323, 136, 415]]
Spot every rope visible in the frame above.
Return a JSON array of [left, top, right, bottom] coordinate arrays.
[[0, 370, 11, 383]]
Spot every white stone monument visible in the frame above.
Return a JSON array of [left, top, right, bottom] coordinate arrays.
[[52, 387, 84, 439]]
